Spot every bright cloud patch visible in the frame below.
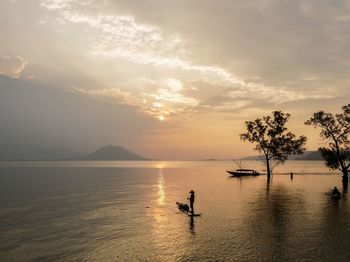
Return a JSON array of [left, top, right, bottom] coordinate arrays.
[[72, 78, 198, 119], [0, 56, 28, 78], [40, 0, 239, 85], [72, 87, 131, 99], [38, 0, 339, 119], [146, 78, 199, 117]]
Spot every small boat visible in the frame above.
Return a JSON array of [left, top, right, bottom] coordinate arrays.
[[176, 202, 201, 217], [226, 169, 260, 177], [176, 202, 190, 213]]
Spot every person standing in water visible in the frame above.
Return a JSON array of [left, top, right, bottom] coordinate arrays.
[[188, 190, 195, 215], [332, 186, 341, 196]]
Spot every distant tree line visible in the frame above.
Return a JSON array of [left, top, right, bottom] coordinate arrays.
[[240, 104, 350, 189]]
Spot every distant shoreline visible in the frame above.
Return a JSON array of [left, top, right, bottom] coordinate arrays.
[[0, 159, 326, 162]]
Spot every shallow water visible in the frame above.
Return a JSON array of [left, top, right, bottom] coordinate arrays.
[[0, 161, 349, 261]]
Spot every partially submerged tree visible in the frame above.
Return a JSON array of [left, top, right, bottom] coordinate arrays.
[[305, 104, 350, 187], [231, 159, 246, 170], [240, 111, 307, 180]]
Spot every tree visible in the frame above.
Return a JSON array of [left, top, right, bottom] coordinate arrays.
[[240, 111, 307, 180], [231, 159, 246, 170], [305, 104, 350, 187]]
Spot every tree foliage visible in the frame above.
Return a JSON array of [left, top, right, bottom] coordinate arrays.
[[240, 111, 307, 178], [319, 148, 350, 170], [305, 104, 350, 175], [232, 159, 246, 170]]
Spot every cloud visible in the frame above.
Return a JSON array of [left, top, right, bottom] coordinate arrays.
[[144, 78, 199, 117], [0, 56, 28, 78], [39, 1, 242, 85], [39, 0, 90, 11], [71, 87, 131, 100], [39, 0, 335, 118], [72, 78, 199, 119], [105, 1, 350, 90], [3, 0, 350, 158], [15, 0, 346, 122]]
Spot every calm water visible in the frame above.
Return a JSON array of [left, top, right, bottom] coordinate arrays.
[[0, 161, 349, 261]]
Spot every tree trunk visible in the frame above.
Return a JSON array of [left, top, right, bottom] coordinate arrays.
[[334, 139, 348, 191], [266, 155, 271, 181], [342, 168, 349, 193]]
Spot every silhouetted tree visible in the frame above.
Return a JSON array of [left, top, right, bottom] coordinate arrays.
[[240, 111, 307, 181], [305, 104, 350, 188], [232, 159, 246, 170]]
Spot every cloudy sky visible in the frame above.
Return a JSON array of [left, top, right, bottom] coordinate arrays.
[[1, 0, 350, 159]]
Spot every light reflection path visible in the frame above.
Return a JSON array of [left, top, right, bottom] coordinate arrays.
[[158, 168, 165, 206], [150, 166, 190, 260]]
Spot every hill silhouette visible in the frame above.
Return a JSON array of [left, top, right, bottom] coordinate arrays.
[[80, 145, 145, 160], [0, 144, 146, 160]]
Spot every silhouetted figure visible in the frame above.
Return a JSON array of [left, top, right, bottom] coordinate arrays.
[[188, 190, 195, 215], [332, 186, 340, 194], [290, 172, 293, 180], [331, 186, 341, 200]]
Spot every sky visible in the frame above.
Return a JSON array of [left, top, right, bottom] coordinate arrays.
[[1, 0, 350, 159]]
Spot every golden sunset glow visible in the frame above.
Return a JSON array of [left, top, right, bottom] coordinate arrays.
[[158, 168, 165, 206], [1, 0, 350, 160], [3, 2, 350, 261]]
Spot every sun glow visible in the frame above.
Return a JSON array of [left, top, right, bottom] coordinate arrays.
[[158, 168, 165, 206], [158, 115, 165, 121]]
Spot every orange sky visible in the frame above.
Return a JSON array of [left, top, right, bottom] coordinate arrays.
[[1, 0, 350, 159]]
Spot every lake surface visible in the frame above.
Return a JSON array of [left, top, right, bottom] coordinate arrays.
[[0, 161, 349, 261]]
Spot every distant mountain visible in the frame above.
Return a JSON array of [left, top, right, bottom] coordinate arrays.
[[240, 155, 261, 161], [241, 151, 323, 161], [80, 145, 146, 160], [0, 143, 82, 160], [0, 144, 146, 161], [293, 151, 323, 160]]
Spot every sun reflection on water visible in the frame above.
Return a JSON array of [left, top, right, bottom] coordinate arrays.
[[150, 166, 191, 261], [158, 168, 165, 206]]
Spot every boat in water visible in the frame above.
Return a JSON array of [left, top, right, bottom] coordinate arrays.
[[226, 169, 260, 177]]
